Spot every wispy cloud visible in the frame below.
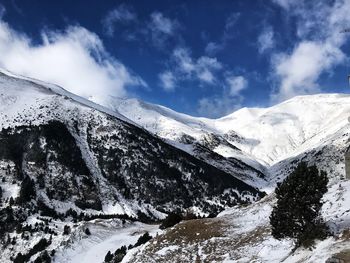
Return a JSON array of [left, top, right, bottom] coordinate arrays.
[[149, 12, 176, 35], [271, 0, 294, 10], [175, 48, 222, 83], [159, 46, 248, 117], [226, 75, 248, 96], [102, 4, 137, 36], [0, 18, 146, 104], [147, 11, 179, 48], [0, 3, 5, 18], [102, 7, 179, 49], [205, 42, 222, 55], [198, 74, 248, 118], [164, 47, 222, 87], [224, 12, 241, 34], [257, 26, 275, 54], [270, 0, 350, 102], [205, 12, 240, 55], [159, 71, 176, 92]]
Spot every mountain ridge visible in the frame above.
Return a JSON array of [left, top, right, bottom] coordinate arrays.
[[111, 92, 350, 173]]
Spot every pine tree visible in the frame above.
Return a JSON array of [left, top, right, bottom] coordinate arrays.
[[17, 176, 36, 204], [104, 251, 113, 262], [85, 228, 91, 235], [159, 213, 182, 229], [63, 225, 71, 235], [270, 162, 329, 248]]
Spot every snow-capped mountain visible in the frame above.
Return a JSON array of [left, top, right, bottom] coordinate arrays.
[[0, 70, 263, 262], [0, 69, 262, 213], [111, 94, 350, 189], [109, 98, 268, 189], [216, 94, 350, 165]]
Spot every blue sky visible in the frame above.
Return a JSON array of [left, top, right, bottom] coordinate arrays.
[[1, 0, 350, 117]]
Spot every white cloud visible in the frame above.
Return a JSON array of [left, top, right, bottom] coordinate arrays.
[[102, 5, 137, 36], [197, 69, 215, 83], [149, 12, 175, 35], [148, 12, 178, 48], [196, 56, 222, 84], [198, 74, 248, 118], [271, 41, 344, 101], [172, 47, 222, 85], [271, 0, 294, 10], [159, 71, 176, 92], [271, 0, 350, 102], [0, 19, 146, 104], [258, 26, 275, 54], [159, 47, 227, 95], [226, 75, 248, 96], [173, 48, 195, 74], [163, 47, 246, 116], [197, 95, 242, 118]]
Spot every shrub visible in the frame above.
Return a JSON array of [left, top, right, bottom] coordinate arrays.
[[159, 213, 182, 229], [183, 212, 200, 220], [134, 232, 152, 247]]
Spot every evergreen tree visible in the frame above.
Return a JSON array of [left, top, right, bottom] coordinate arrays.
[[134, 232, 152, 247], [17, 176, 36, 204], [113, 246, 127, 262], [9, 197, 14, 206], [159, 213, 182, 229], [270, 162, 329, 248], [63, 225, 71, 235], [104, 251, 113, 262], [85, 227, 91, 235]]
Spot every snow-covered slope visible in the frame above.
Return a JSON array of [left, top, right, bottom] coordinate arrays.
[[109, 98, 268, 188], [215, 94, 350, 166], [0, 70, 264, 263], [0, 69, 263, 214], [111, 94, 350, 184]]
